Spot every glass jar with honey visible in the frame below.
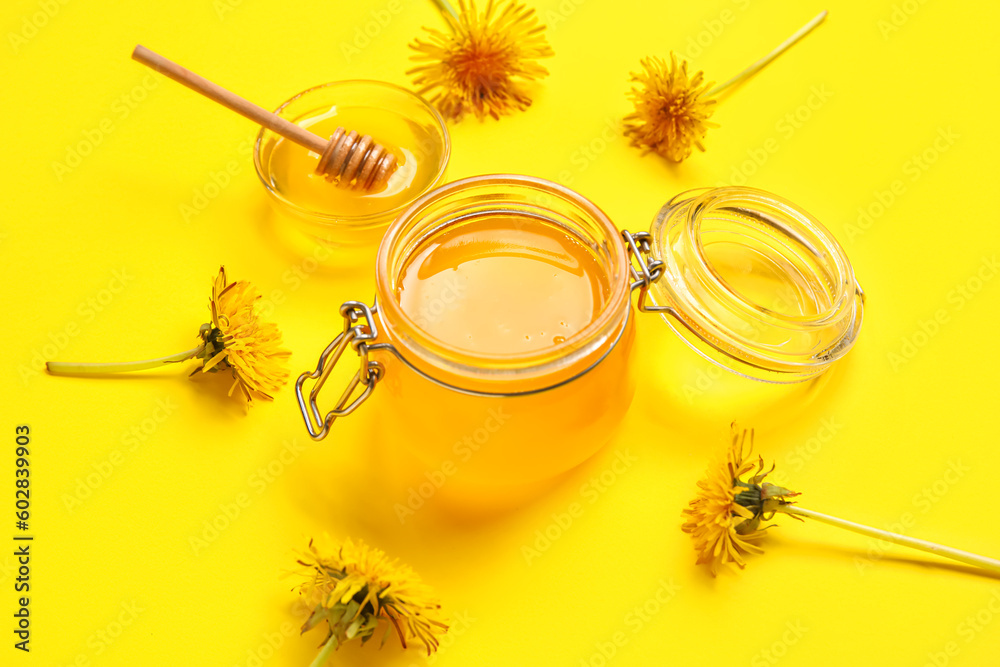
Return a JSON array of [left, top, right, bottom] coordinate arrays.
[[297, 176, 864, 486]]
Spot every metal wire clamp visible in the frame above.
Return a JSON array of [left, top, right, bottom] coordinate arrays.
[[622, 230, 670, 313], [296, 301, 383, 440]]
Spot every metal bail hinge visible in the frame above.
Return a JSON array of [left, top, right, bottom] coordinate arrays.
[[296, 301, 384, 440], [622, 230, 669, 313]]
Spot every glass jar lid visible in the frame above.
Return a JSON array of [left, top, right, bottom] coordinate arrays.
[[642, 187, 864, 383]]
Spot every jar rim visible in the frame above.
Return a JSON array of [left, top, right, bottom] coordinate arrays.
[[374, 174, 631, 392], [252, 79, 451, 230]]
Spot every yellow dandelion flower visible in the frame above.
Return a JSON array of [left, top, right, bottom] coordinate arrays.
[[195, 267, 290, 402], [624, 54, 718, 163], [681, 425, 797, 576], [295, 537, 448, 665], [626, 11, 827, 163], [683, 424, 1000, 577], [47, 266, 290, 405], [408, 0, 554, 121]]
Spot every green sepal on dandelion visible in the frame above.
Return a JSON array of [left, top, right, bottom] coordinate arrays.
[[682, 424, 1000, 577], [46, 266, 290, 404], [294, 537, 448, 666], [625, 11, 827, 163]]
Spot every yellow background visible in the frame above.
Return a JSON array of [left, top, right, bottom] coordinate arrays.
[[3, 0, 1000, 665]]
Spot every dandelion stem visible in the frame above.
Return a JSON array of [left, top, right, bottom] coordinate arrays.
[[707, 10, 827, 98], [46, 344, 205, 376], [430, 0, 459, 21], [779, 505, 1000, 575], [308, 638, 339, 667]]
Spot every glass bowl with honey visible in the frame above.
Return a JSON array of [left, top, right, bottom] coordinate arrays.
[[253, 80, 450, 249]]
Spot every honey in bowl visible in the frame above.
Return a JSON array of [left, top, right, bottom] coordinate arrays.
[[254, 81, 450, 248], [265, 106, 446, 219]]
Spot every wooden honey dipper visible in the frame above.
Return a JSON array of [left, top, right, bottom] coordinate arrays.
[[132, 45, 397, 191]]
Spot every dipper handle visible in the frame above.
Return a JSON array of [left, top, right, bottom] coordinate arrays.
[[132, 45, 327, 154]]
